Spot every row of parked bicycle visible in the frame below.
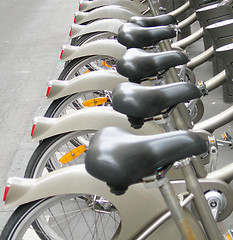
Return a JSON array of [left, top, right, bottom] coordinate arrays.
[[1, 0, 233, 239]]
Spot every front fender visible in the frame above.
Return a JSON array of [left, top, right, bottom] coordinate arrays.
[[3, 165, 180, 239], [47, 70, 128, 100], [70, 19, 125, 39], [32, 107, 165, 141], [74, 5, 141, 24], [79, 0, 148, 13], [60, 39, 126, 62]]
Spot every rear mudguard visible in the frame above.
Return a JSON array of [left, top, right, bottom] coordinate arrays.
[[47, 70, 128, 100], [74, 5, 152, 24], [79, 0, 149, 13], [4, 165, 205, 239], [60, 39, 126, 62], [32, 107, 165, 141], [70, 19, 125, 39], [47, 70, 154, 100]]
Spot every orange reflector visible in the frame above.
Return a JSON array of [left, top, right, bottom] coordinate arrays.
[[59, 145, 86, 164], [31, 124, 36, 137], [102, 61, 112, 68], [84, 70, 90, 74], [83, 97, 108, 107], [226, 233, 232, 240], [3, 186, 10, 201]]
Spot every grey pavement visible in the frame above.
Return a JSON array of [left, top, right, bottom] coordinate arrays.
[[0, 0, 77, 232], [0, 2, 233, 237]]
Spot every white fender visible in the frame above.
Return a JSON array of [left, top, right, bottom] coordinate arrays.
[[70, 19, 125, 39], [47, 70, 155, 100], [79, 0, 148, 13], [47, 70, 128, 100], [60, 39, 126, 62], [32, 107, 165, 141], [74, 5, 145, 25], [4, 164, 183, 239]]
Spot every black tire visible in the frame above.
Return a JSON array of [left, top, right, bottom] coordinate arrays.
[[0, 199, 46, 240], [44, 94, 79, 118], [58, 57, 89, 80], [25, 133, 66, 178]]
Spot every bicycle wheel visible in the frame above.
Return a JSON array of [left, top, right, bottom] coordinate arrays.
[[0, 194, 121, 240], [71, 32, 117, 46], [25, 131, 96, 178], [44, 90, 112, 118], [59, 55, 117, 81]]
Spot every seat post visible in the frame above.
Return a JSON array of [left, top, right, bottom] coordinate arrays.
[[156, 176, 200, 239], [180, 158, 224, 240]]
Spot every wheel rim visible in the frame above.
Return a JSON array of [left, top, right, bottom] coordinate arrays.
[[64, 56, 117, 80], [49, 90, 112, 118]]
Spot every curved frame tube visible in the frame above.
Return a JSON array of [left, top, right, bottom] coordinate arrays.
[[177, 12, 197, 29], [193, 105, 233, 133], [187, 46, 214, 70], [205, 70, 226, 92], [207, 163, 233, 183], [169, 1, 191, 17], [172, 27, 204, 50]]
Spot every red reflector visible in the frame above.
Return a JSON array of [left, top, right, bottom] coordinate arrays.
[[31, 124, 36, 137], [3, 186, 9, 201], [79, 3, 82, 11], [60, 49, 64, 59], [69, 28, 73, 37], [46, 86, 51, 97], [74, 15, 77, 23]]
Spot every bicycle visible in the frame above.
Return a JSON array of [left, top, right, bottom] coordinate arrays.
[[1, 127, 233, 239]]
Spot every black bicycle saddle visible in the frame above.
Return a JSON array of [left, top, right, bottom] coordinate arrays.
[[116, 48, 189, 83], [85, 127, 208, 195], [112, 82, 201, 128], [117, 23, 176, 48], [129, 14, 177, 27]]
